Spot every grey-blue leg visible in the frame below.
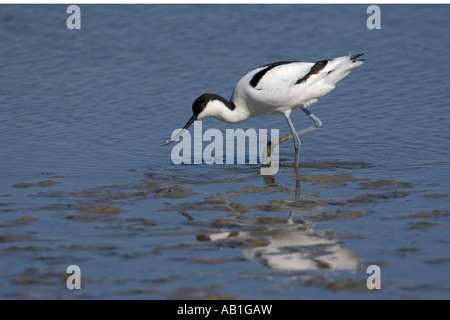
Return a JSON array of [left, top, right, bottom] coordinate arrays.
[[263, 108, 322, 167], [295, 108, 322, 136], [284, 113, 301, 170]]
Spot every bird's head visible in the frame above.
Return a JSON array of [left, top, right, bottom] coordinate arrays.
[[161, 93, 228, 146]]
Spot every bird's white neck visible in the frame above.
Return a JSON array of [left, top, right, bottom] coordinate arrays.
[[197, 98, 249, 123]]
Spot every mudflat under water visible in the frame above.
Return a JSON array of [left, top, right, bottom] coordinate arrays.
[[1, 5, 449, 299]]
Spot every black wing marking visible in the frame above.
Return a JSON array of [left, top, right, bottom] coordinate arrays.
[[295, 59, 328, 85], [250, 61, 296, 88]]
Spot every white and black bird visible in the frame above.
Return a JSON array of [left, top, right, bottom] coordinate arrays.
[[163, 53, 364, 170]]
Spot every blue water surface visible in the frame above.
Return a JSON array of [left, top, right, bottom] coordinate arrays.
[[0, 5, 449, 299]]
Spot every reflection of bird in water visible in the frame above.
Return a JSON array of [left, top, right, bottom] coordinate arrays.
[[163, 54, 365, 171], [197, 175, 357, 272], [197, 224, 357, 272], [241, 226, 357, 271]]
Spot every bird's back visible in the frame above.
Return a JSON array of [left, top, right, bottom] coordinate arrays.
[[230, 54, 364, 116]]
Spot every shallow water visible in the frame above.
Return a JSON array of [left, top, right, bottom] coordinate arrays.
[[1, 4, 450, 299]]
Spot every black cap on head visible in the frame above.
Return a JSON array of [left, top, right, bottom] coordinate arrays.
[[192, 94, 212, 116], [192, 93, 232, 115]]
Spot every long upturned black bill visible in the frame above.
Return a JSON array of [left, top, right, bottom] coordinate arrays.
[[161, 114, 197, 146]]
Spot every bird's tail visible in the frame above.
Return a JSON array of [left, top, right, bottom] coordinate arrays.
[[320, 53, 364, 85], [348, 53, 365, 69], [350, 53, 365, 61], [326, 53, 365, 71]]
